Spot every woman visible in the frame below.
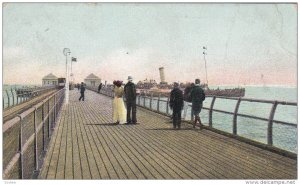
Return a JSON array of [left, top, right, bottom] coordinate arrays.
[[112, 80, 127, 124]]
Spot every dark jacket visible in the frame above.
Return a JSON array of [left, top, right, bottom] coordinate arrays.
[[170, 87, 184, 112], [124, 82, 136, 102], [98, 83, 102, 90], [80, 85, 86, 93], [190, 85, 205, 111]]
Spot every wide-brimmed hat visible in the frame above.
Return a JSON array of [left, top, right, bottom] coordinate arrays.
[[127, 76, 133, 81], [113, 80, 123, 87]]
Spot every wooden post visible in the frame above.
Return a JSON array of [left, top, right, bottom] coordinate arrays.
[[11, 89, 15, 106], [166, 97, 170, 115], [150, 93, 153, 109], [34, 108, 39, 171], [157, 94, 161, 112], [42, 102, 46, 151], [268, 101, 278, 145], [6, 90, 10, 108], [209, 96, 216, 127], [233, 98, 242, 135], [48, 99, 51, 138], [18, 115, 23, 179]]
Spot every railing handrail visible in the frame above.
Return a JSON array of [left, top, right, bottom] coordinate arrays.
[[3, 88, 64, 133], [3, 88, 65, 179]]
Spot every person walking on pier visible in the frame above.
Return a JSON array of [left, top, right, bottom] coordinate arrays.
[[191, 79, 205, 129], [79, 82, 85, 101], [170, 82, 184, 129], [113, 80, 127, 124], [98, 82, 102, 93], [124, 76, 137, 124]]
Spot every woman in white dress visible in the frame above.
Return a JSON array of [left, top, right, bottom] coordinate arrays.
[[112, 80, 127, 124]]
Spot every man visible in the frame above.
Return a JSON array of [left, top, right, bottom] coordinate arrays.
[[169, 82, 184, 129], [79, 82, 85, 101], [98, 83, 102, 93], [190, 79, 205, 129], [124, 76, 137, 124]]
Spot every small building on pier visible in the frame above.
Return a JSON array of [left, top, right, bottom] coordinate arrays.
[[84, 73, 101, 87], [42, 73, 58, 86]]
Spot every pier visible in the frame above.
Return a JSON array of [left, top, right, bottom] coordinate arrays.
[[3, 88, 297, 179]]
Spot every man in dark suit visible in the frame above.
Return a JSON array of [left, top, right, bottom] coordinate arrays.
[[191, 79, 205, 129], [169, 82, 184, 129], [124, 76, 137, 124], [79, 82, 85, 101], [98, 83, 102, 93]]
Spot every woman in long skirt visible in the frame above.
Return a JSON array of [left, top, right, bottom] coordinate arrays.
[[112, 80, 127, 124]]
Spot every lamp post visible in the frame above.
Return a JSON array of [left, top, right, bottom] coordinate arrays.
[[203, 46, 208, 87], [63, 48, 71, 104]]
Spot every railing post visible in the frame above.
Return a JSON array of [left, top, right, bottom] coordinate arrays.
[[191, 104, 194, 121], [48, 99, 51, 138], [150, 93, 153, 109], [33, 107, 39, 171], [268, 101, 278, 146], [11, 89, 15, 106], [6, 90, 10, 108], [209, 96, 216, 127], [233, 98, 242, 135], [138, 95, 141, 105], [143, 94, 146, 107], [166, 97, 170, 115], [18, 115, 23, 179], [54, 94, 56, 126], [42, 102, 46, 151], [157, 94, 161, 112]]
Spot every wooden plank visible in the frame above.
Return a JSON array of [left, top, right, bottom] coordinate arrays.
[[76, 103, 100, 179], [73, 103, 91, 179], [71, 105, 82, 179], [64, 105, 73, 179], [38, 89, 297, 180]]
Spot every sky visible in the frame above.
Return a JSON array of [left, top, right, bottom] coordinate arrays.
[[3, 3, 297, 86]]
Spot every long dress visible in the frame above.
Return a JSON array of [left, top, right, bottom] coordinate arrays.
[[113, 86, 127, 124]]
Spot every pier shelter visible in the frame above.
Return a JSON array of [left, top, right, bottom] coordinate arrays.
[[84, 73, 101, 87], [42, 73, 58, 86]]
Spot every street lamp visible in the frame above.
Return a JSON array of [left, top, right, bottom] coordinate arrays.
[[203, 46, 208, 87], [63, 48, 71, 104]]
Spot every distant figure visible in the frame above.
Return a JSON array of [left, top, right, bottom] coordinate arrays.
[[113, 80, 126, 124], [191, 79, 205, 129], [79, 82, 85, 101], [98, 83, 102, 93], [124, 76, 137, 124], [169, 82, 184, 129], [77, 83, 80, 91]]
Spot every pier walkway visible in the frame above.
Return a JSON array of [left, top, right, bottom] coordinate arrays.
[[39, 89, 297, 179]]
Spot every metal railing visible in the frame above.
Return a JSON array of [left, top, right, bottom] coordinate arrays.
[[3, 88, 65, 179], [3, 86, 57, 109], [87, 86, 297, 157]]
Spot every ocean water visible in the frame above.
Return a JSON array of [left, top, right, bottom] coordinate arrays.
[[2, 84, 41, 108], [142, 86, 298, 153]]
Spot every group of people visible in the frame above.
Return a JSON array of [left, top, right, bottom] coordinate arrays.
[[111, 76, 137, 125], [169, 78, 205, 129], [77, 77, 205, 129]]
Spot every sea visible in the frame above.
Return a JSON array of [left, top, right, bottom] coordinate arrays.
[[2, 84, 298, 153], [143, 85, 298, 153]]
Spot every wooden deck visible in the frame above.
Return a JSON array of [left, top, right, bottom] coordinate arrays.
[[39, 89, 297, 179]]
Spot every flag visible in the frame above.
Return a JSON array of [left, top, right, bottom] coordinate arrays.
[[72, 57, 77, 62]]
